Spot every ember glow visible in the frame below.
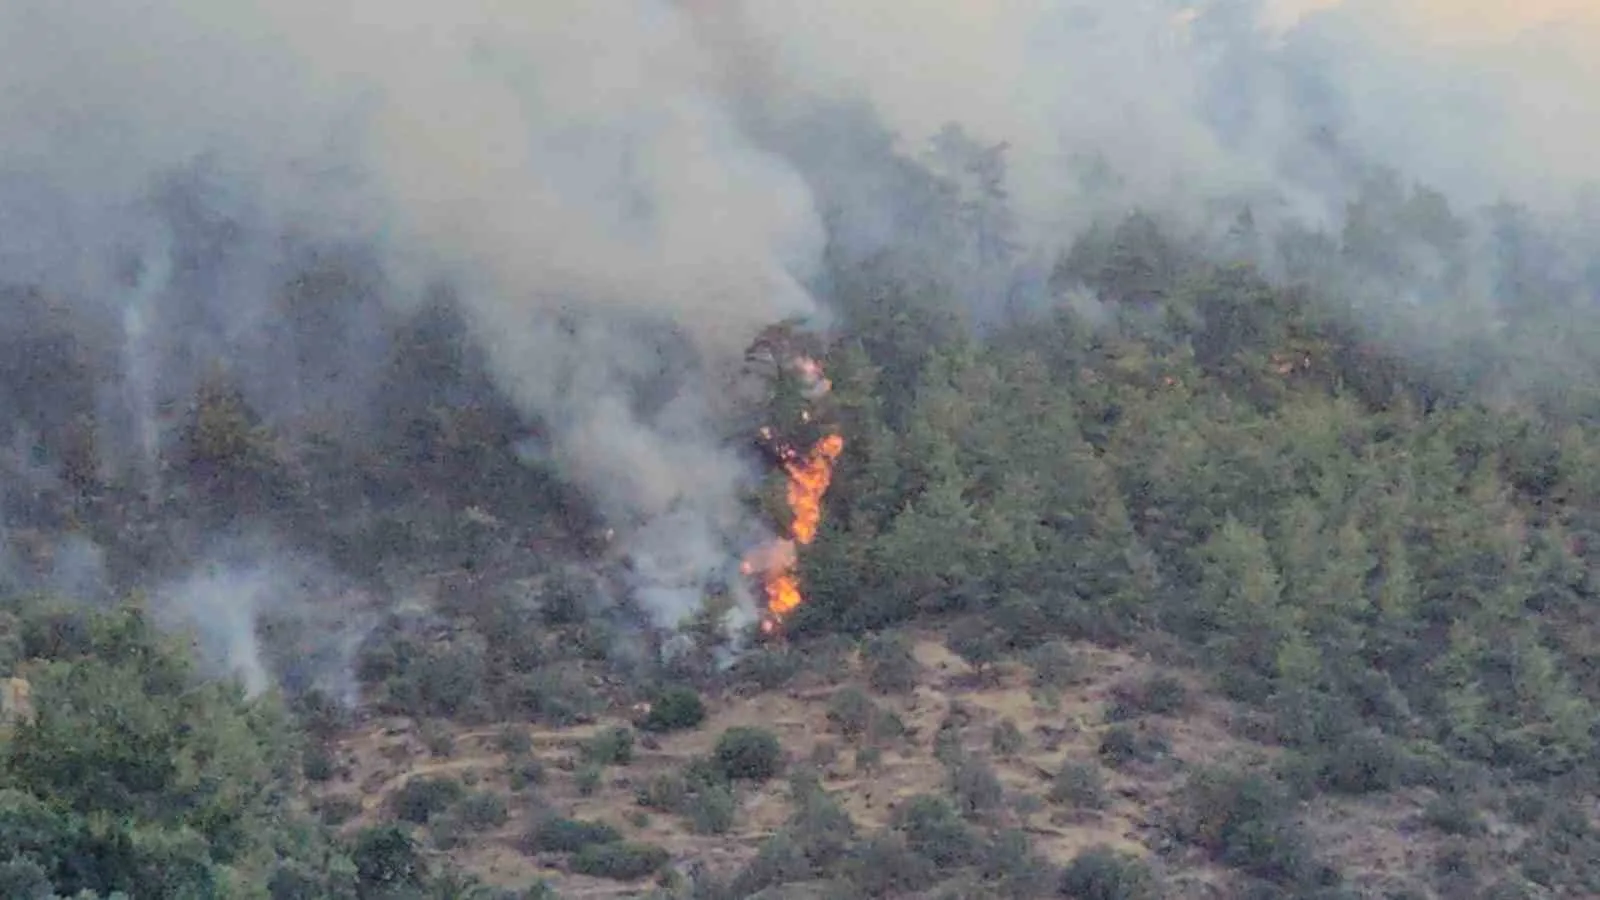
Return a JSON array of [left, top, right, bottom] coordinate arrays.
[[741, 356, 844, 634]]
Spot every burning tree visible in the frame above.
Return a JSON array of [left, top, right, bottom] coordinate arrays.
[[740, 325, 845, 637]]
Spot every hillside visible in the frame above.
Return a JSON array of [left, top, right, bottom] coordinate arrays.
[[314, 633, 1254, 897], [302, 619, 1591, 899], [259, 223, 1600, 897], [4, 186, 1600, 899]]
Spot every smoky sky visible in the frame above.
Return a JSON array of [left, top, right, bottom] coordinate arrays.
[[0, 0, 1594, 633]]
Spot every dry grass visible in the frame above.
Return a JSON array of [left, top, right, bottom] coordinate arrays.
[[311, 627, 1449, 895]]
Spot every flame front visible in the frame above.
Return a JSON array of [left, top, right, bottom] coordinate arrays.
[[741, 355, 844, 634], [782, 433, 844, 545]]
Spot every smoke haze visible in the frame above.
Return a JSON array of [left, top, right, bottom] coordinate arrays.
[[0, 0, 1594, 683]]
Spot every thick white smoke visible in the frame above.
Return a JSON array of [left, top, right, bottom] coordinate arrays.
[[688, 0, 1600, 244], [255, 1, 827, 629], [0, 0, 825, 636], [0, 0, 1594, 670]]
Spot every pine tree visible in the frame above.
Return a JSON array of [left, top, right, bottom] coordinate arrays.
[[873, 450, 982, 616]]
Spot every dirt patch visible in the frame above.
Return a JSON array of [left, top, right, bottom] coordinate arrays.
[[316, 629, 1295, 895]]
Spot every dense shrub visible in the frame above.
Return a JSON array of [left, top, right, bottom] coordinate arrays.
[[1107, 673, 1190, 719], [352, 825, 427, 892], [582, 726, 635, 766], [863, 633, 920, 694], [506, 667, 602, 727], [1028, 641, 1081, 690], [1060, 845, 1158, 900], [1052, 761, 1109, 809], [844, 832, 939, 896], [945, 619, 1004, 676], [390, 775, 465, 824], [638, 686, 707, 733], [635, 771, 689, 814], [574, 763, 603, 797], [714, 727, 785, 782], [826, 687, 878, 739], [947, 754, 1005, 819], [495, 726, 534, 756], [892, 794, 977, 870], [457, 790, 510, 831], [990, 718, 1026, 756], [523, 817, 622, 854], [570, 841, 670, 881], [302, 742, 337, 782], [1172, 768, 1315, 886], [1098, 724, 1168, 768], [687, 782, 737, 835], [505, 756, 547, 791]]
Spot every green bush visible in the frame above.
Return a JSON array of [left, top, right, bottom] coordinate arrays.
[[635, 772, 689, 813], [1423, 794, 1485, 836], [946, 619, 1004, 676], [980, 828, 1056, 896], [457, 790, 510, 831], [991, 719, 1026, 756], [352, 824, 427, 892], [507, 667, 602, 727], [844, 832, 939, 896], [0, 857, 52, 900], [523, 816, 622, 854], [582, 726, 635, 766], [730, 831, 812, 897], [381, 639, 490, 720], [1316, 730, 1404, 796], [1172, 768, 1314, 886], [317, 795, 362, 827], [495, 726, 534, 756], [737, 647, 803, 690], [1028, 641, 1080, 689], [687, 783, 737, 835], [430, 812, 466, 850], [390, 775, 465, 825], [948, 754, 1005, 818], [638, 686, 706, 733], [892, 794, 977, 870], [713, 727, 785, 782], [302, 742, 336, 782], [575, 764, 603, 797], [420, 722, 456, 758], [506, 756, 547, 791], [1108, 673, 1190, 719], [1051, 761, 1108, 809], [863, 633, 920, 694], [826, 687, 878, 739], [1060, 845, 1157, 900], [1098, 725, 1167, 768], [569, 841, 670, 881], [683, 755, 730, 789]]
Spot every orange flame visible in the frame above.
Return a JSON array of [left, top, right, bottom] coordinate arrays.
[[783, 433, 845, 546], [741, 355, 844, 634]]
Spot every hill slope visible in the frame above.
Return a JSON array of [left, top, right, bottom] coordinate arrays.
[[312, 625, 1572, 898]]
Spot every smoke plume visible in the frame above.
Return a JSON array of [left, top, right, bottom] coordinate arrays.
[[706, 0, 1598, 227], [0, 0, 825, 642], [0, 0, 1594, 679], [152, 533, 372, 703]]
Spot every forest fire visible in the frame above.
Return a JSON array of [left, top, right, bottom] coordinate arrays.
[[740, 353, 844, 636]]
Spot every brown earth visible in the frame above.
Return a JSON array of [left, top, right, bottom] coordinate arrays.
[[312, 629, 1465, 897]]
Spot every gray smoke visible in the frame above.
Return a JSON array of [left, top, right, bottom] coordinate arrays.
[[716, 0, 1598, 226], [0, 0, 1595, 681], [706, 0, 1600, 378], [152, 534, 372, 702], [0, 0, 826, 642]]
